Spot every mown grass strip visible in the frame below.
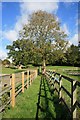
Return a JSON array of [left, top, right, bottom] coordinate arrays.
[[2, 76, 40, 118]]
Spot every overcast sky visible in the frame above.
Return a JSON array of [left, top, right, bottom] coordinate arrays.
[[0, 0, 79, 60]]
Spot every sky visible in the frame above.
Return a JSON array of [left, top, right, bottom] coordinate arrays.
[[0, 0, 79, 60]]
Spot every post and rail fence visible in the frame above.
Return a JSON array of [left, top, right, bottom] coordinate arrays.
[[0, 69, 38, 112], [0, 68, 80, 120], [45, 70, 80, 120]]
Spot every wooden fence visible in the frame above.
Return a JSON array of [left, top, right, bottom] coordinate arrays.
[[0, 69, 38, 112], [45, 70, 80, 120]]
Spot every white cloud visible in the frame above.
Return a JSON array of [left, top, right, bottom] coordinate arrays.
[[21, 0, 59, 2], [3, 30, 18, 42], [70, 33, 78, 46], [66, 0, 78, 1], [3, 0, 58, 2], [19, 2, 59, 31], [2, 0, 79, 2], [15, 17, 28, 31], [0, 50, 7, 60], [61, 24, 70, 35], [20, 2, 58, 14], [3, 1, 59, 42]]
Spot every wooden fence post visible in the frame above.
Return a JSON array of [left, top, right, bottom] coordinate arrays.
[[11, 74, 15, 107], [26, 71, 27, 88], [30, 74, 32, 85], [27, 70, 29, 88], [53, 73, 56, 94], [22, 72, 24, 93], [52, 73, 55, 90], [59, 75, 62, 100], [71, 80, 77, 119], [35, 69, 37, 78], [10, 75, 12, 99]]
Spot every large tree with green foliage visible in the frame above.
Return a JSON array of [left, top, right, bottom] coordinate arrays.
[[22, 10, 68, 65], [2, 59, 10, 66], [7, 10, 68, 66], [6, 39, 34, 66], [65, 44, 80, 66]]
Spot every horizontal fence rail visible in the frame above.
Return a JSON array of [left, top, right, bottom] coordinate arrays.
[[0, 69, 38, 112], [45, 70, 80, 120]]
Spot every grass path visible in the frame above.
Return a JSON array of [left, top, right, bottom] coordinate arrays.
[[2, 75, 70, 119], [3, 76, 40, 118]]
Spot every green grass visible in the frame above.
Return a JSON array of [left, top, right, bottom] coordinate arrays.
[[37, 76, 69, 120], [46, 66, 80, 118], [1, 65, 38, 74], [46, 66, 80, 81], [2, 65, 80, 81], [1, 67, 26, 74], [2, 76, 40, 118], [2, 66, 80, 119], [2, 76, 70, 119]]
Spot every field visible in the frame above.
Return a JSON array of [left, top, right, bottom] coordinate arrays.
[[1, 65, 37, 74], [1, 65, 80, 119], [1, 67, 25, 74], [1, 65, 80, 78], [46, 66, 80, 118], [2, 76, 69, 119], [46, 66, 80, 81], [2, 76, 40, 118]]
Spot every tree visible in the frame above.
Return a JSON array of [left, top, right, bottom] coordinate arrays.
[[6, 39, 34, 66], [65, 44, 80, 66], [6, 10, 68, 66], [2, 59, 10, 67], [49, 39, 68, 65], [22, 10, 68, 66]]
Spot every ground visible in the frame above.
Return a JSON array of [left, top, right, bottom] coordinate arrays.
[[1, 65, 80, 119], [46, 66, 80, 81], [2, 75, 70, 119]]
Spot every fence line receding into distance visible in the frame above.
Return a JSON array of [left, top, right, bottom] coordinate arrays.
[[45, 70, 80, 120], [0, 69, 38, 112]]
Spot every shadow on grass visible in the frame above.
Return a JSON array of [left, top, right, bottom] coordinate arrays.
[[36, 75, 71, 120]]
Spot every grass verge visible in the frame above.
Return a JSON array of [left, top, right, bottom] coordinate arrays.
[[2, 75, 70, 119], [2, 76, 40, 118], [46, 66, 80, 81], [1, 67, 26, 74]]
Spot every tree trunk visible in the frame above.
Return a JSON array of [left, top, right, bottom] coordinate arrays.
[[42, 59, 46, 74], [43, 59, 46, 67], [18, 65, 22, 70]]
